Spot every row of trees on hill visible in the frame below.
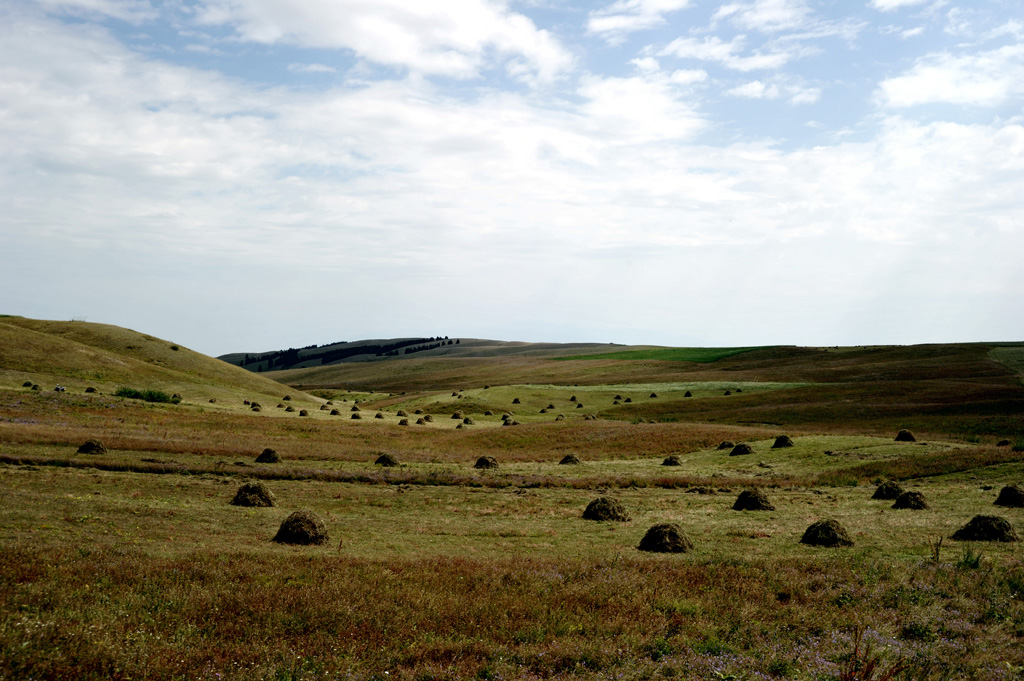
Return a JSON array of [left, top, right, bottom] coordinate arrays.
[[238, 337, 459, 371]]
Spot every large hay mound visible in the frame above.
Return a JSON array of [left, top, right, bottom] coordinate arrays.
[[733, 489, 775, 511], [77, 439, 107, 455], [661, 455, 682, 466], [951, 515, 1019, 542], [583, 497, 630, 521], [716, 441, 734, 450], [375, 453, 399, 467], [729, 443, 753, 457], [255, 448, 281, 464], [771, 435, 794, 449], [895, 429, 917, 442], [638, 523, 692, 553], [800, 519, 853, 547], [996, 439, 1011, 447], [559, 453, 581, 465], [872, 480, 904, 500], [230, 482, 276, 507], [994, 484, 1024, 508], [474, 456, 499, 469], [273, 510, 329, 545], [892, 491, 929, 510]]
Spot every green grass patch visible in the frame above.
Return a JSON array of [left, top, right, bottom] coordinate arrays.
[[114, 387, 178, 404], [556, 346, 766, 362]]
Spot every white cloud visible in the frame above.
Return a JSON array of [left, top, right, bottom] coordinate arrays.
[[900, 26, 924, 38], [287, 63, 337, 74], [728, 80, 779, 98], [660, 35, 793, 70], [34, 0, 157, 23], [193, 0, 573, 82], [587, 0, 692, 44], [869, 0, 931, 11], [668, 68, 707, 84], [713, 0, 811, 33], [876, 45, 1024, 107]]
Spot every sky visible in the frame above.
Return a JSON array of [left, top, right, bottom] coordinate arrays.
[[2, 0, 1022, 356]]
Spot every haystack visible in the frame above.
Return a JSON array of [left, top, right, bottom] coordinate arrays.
[[800, 519, 853, 547], [351, 413, 362, 420], [85, 387, 97, 393], [416, 418, 426, 425], [892, 491, 928, 510], [252, 404, 262, 412], [22, 381, 32, 387], [77, 439, 107, 455], [451, 411, 463, 420], [624, 397, 632, 403], [555, 415, 565, 421], [717, 441, 734, 450], [463, 417, 475, 425], [414, 409, 424, 414], [282, 395, 292, 401], [351, 405, 361, 412], [729, 443, 753, 457], [375, 453, 399, 467], [996, 439, 1012, 447], [255, 448, 281, 464], [576, 403, 584, 409], [230, 482, 276, 507], [540, 408, 548, 414], [614, 395, 623, 400], [559, 453, 581, 465], [772, 435, 794, 449], [684, 391, 692, 397], [662, 455, 682, 466], [994, 484, 1024, 508], [546, 404, 555, 410], [474, 456, 499, 469], [330, 409, 340, 416], [512, 398, 521, 404], [273, 510, 328, 545], [569, 396, 577, 402], [951, 515, 1019, 542], [724, 390, 731, 396], [872, 480, 904, 500], [638, 524, 692, 553], [484, 410, 493, 416], [423, 415, 434, 422], [650, 393, 658, 398], [284, 406, 294, 412], [733, 489, 775, 511], [895, 429, 917, 442], [398, 419, 409, 426], [583, 497, 630, 521], [319, 405, 329, 411], [374, 413, 384, 419], [397, 410, 408, 417], [300, 410, 309, 417]]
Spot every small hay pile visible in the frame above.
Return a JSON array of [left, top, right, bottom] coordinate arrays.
[[273, 510, 329, 545], [255, 448, 281, 464], [583, 497, 630, 521], [330, 409, 340, 416], [733, 489, 775, 511], [397, 410, 408, 417], [871, 480, 904, 500], [996, 439, 1011, 447], [895, 429, 917, 442], [892, 491, 929, 510], [375, 453, 399, 467], [230, 482, 276, 507], [638, 524, 692, 553], [463, 417, 475, 425], [729, 443, 753, 457], [512, 398, 521, 404], [299, 410, 309, 417], [951, 515, 1019, 542], [398, 419, 409, 426], [717, 441, 734, 450], [352, 413, 362, 420], [85, 386, 97, 393], [77, 439, 107, 455], [559, 453, 581, 465], [684, 391, 692, 397], [662, 455, 682, 466], [474, 456, 499, 469], [374, 413, 384, 419], [994, 484, 1024, 508], [771, 435, 794, 449], [416, 418, 426, 425], [800, 519, 853, 547]]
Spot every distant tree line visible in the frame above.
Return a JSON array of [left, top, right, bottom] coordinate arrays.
[[239, 337, 459, 371]]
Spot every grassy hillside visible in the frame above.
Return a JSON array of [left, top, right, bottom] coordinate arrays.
[[0, 317, 306, 405]]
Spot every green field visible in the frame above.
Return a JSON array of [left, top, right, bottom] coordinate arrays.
[[556, 346, 765, 362], [2, 320, 1024, 680]]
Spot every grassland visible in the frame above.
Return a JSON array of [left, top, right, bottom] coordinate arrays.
[[1, 320, 1024, 680], [556, 347, 765, 362]]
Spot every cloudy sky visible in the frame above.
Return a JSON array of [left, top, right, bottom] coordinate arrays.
[[2, 0, 1022, 355]]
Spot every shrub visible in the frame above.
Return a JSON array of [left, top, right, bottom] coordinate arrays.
[[114, 387, 175, 403]]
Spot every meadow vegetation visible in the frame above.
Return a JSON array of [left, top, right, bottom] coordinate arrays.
[[1, 320, 1023, 680]]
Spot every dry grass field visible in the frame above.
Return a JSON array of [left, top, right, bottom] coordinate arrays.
[[2, 318, 1023, 680]]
